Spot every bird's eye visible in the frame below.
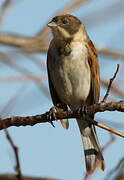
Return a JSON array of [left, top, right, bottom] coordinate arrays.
[[62, 18, 69, 24]]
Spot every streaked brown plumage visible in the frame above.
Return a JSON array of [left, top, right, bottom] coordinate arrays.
[[47, 14, 105, 172]]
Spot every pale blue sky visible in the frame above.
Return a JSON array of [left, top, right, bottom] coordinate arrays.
[[0, 0, 124, 180]]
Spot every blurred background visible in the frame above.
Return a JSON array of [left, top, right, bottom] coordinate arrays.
[[0, 0, 124, 179]]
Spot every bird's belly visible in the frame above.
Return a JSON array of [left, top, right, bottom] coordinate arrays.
[[51, 55, 91, 108]]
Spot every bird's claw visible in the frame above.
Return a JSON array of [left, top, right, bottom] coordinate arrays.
[[46, 106, 57, 127], [77, 105, 87, 117]]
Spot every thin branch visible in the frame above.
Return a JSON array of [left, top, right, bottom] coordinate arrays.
[[105, 158, 124, 180], [0, 33, 43, 52], [0, 174, 55, 180], [57, 0, 91, 15], [102, 133, 115, 151], [0, 75, 43, 83], [96, 116, 124, 130], [0, 0, 91, 53], [36, 0, 91, 49], [101, 79, 124, 98], [1, 75, 124, 99], [0, 52, 49, 96], [1, 85, 26, 180], [91, 119, 124, 138], [0, 0, 20, 25], [0, 1, 124, 58], [1, 84, 27, 117], [1, 31, 124, 58], [102, 64, 119, 102], [4, 129, 22, 180], [5, 49, 45, 70], [0, 75, 49, 98], [0, 101, 124, 137], [97, 47, 124, 60]]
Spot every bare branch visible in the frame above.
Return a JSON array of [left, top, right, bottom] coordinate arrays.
[[1, 31, 124, 59], [101, 133, 115, 151], [0, 0, 20, 24], [0, 1, 124, 59], [1, 75, 124, 100], [0, 101, 124, 137], [97, 47, 124, 60], [0, 174, 55, 180], [0, 52, 49, 96], [102, 64, 119, 102], [0, 33, 44, 52], [1, 84, 27, 117], [4, 129, 22, 180], [57, 0, 91, 15], [0, 0, 91, 53], [0, 75, 43, 83], [1, 85, 27, 180], [36, 0, 91, 49], [105, 158, 124, 180], [91, 118, 124, 138], [101, 79, 124, 98]]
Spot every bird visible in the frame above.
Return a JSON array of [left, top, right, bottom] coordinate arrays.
[[47, 14, 105, 173]]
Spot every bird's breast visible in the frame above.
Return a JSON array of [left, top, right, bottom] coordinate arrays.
[[50, 42, 91, 108]]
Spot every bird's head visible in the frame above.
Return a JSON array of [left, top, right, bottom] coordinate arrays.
[[47, 14, 86, 40]]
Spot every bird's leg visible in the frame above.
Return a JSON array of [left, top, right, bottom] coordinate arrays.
[[46, 103, 68, 127], [46, 104, 63, 127], [77, 104, 88, 118], [46, 106, 57, 127]]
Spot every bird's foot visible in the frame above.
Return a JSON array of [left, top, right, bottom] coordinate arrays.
[[46, 106, 58, 127], [77, 105, 87, 117]]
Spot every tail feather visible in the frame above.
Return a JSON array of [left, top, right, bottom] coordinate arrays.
[[60, 119, 69, 129], [77, 118, 105, 173]]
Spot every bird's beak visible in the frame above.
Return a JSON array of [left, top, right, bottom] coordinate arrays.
[[47, 21, 57, 28]]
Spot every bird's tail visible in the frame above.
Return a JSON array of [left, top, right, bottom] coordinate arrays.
[[60, 119, 69, 129], [77, 117, 105, 173]]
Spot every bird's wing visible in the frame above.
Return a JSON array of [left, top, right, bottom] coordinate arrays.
[[83, 40, 105, 171], [86, 39, 100, 104], [47, 45, 69, 129]]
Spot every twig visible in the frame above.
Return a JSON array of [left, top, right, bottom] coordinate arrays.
[[97, 47, 124, 60], [36, 0, 90, 49], [0, 52, 49, 96], [0, 0, 20, 24], [58, 0, 90, 15], [0, 0, 91, 53], [91, 119, 124, 138], [102, 133, 115, 151], [0, 84, 27, 117], [1, 76, 124, 99], [105, 158, 124, 180], [101, 79, 124, 98], [1, 85, 27, 180], [4, 129, 22, 180], [0, 173, 55, 180], [0, 101, 124, 137], [102, 64, 119, 102], [0, 75, 44, 83]]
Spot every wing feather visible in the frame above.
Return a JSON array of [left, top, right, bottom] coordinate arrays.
[[87, 40, 100, 104], [47, 45, 69, 129]]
